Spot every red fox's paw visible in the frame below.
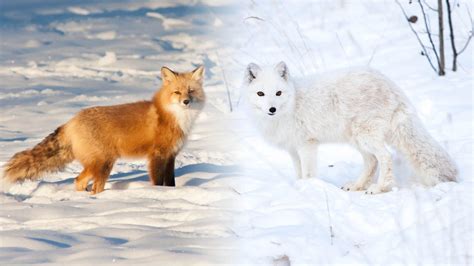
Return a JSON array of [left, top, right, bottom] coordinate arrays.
[[75, 170, 93, 192], [91, 181, 106, 194], [75, 179, 89, 192]]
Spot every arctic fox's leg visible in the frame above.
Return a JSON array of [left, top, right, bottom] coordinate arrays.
[[351, 128, 395, 194], [366, 147, 395, 194], [341, 151, 377, 191], [289, 150, 302, 179], [297, 142, 318, 179]]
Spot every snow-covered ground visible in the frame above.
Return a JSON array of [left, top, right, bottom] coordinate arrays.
[[0, 0, 472, 265], [0, 1, 243, 264]]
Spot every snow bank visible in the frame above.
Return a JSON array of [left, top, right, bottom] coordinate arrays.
[[0, 0, 472, 264]]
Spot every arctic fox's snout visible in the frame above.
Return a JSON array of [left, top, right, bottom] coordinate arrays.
[[268, 107, 276, 115]]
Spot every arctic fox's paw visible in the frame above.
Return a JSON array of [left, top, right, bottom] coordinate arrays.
[[340, 182, 364, 191], [365, 184, 389, 194]]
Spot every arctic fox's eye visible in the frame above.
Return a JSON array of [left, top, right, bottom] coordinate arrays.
[[276, 91, 282, 96], [174, 91, 181, 95], [257, 91, 265, 97]]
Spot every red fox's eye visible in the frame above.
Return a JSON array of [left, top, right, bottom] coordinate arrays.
[[174, 91, 181, 95], [257, 91, 264, 97], [276, 91, 282, 96]]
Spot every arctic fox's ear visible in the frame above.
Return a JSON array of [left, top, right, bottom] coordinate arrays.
[[161, 66, 177, 84], [191, 65, 205, 82], [275, 61, 289, 81], [246, 63, 261, 84]]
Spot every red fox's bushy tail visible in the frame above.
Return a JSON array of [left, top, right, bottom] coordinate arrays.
[[391, 110, 457, 186], [2, 126, 74, 183]]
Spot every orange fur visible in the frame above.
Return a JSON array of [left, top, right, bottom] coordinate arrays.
[[3, 66, 205, 194]]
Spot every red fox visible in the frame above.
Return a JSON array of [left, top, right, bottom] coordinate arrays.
[[2, 66, 205, 194]]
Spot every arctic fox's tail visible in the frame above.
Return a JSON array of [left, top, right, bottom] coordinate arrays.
[[391, 110, 457, 186], [2, 126, 74, 183]]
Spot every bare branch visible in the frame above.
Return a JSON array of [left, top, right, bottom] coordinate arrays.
[[446, 0, 458, 70], [323, 189, 335, 246], [458, 7, 474, 55], [215, 52, 233, 112], [244, 16, 265, 22], [446, 0, 473, 71], [418, 0, 443, 74], [458, 33, 473, 55], [335, 32, 349, 59], [437, 0, 445, 75], [423, 0, 438, 11], [395, 0, 438, 73], [367, 40, 381, 66]]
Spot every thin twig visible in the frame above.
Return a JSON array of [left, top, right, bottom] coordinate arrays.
[[367, 42, 380, 66], [458, 7, 473, 55], [335, 32, 349, 59], [395, 0, 438, 73], [324, 189, 335, 246], [418, 0, 442, 73], [447, 0, 473, 71], [244, 16, 265, 22], [458, 33, 473, 54], [215, 52, 233, 112], [423, 0, 438, 12], [294, 17, 320, 72], [367, 22, 388, 66], [250, 7, 307, 75]]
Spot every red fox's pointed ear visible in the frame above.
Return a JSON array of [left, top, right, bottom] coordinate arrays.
[[191, 65, 205, 82], [161, 66, 177, 84]]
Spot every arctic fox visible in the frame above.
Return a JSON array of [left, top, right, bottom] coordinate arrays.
[[3, 66, 205, 194], [244, 62, 457, 194]]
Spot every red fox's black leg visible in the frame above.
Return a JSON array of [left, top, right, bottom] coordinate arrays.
[[163, 156, 175, 187], [148, 156, 166, 186]]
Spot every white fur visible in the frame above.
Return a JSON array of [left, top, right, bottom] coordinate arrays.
[[244, 62, 457, 193], [169, 104, 201, 136], [167, 102, 203, 136], [166, 103, 203, 154]]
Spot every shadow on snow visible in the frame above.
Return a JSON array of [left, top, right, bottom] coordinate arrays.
[[4, 163, 240, 201]]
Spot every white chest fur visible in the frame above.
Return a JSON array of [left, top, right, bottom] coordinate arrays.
[[167, 105, 201, 136], [255, 113, 301, 150]]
